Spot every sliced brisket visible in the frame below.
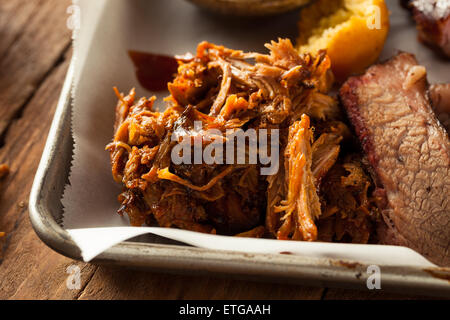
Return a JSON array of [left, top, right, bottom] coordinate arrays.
[[340, 53, 450, 266]]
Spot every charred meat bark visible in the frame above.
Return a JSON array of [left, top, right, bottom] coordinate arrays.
[[340, 53, 450, 266]]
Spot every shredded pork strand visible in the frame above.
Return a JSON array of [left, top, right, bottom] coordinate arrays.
[[274, 114, 321, 241]]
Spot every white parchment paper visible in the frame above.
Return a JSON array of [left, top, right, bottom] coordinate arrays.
[[62, 0, 448, 263]]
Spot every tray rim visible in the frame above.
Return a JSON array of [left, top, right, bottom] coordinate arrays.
[[28, 59, 450, 298]]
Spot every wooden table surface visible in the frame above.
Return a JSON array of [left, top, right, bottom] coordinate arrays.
[[0, 0, 433, 300]]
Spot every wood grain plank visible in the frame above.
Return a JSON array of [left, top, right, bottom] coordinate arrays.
[[0, 48, 99, 299], [0, 0, 71, 141], [77, 266, 323, 300], [0, 0, 44, 59]]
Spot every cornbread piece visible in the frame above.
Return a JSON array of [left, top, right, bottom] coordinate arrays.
[[297, 0, 390, 81], [340, 53, 450, 266]]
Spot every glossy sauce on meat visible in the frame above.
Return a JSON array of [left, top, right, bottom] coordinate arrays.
[[128, 50, 178, 91]]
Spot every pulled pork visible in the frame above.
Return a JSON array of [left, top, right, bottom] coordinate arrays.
[[107, 39, 379, 242]]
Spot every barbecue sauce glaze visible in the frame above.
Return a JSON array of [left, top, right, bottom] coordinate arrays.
[[129, 50, 178, 91]]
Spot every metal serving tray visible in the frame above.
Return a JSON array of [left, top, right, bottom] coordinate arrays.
[[29, 61, 450, 298]]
